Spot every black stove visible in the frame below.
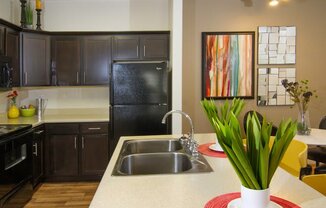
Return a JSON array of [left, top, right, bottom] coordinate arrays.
[[0, 124, 33, 140]]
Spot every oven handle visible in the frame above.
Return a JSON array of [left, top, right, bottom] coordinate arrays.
[[33, 143, 38, 156], [5, 156, 27, 170]]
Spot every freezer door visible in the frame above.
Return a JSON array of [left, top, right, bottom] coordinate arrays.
[[112, 105, 169, 140], [112, 62, 168, 105]]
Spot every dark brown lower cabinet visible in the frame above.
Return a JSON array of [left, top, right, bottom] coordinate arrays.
[[81, 134, 109, 176], [48, 134, 79, 177], [45, 123, 109, 182], [32, 125, 45, 188]]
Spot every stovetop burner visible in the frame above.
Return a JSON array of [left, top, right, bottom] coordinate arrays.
[[0, 124, 33, 139]]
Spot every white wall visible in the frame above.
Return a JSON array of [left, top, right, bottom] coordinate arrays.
[[44, 0, 170, 31], [0, 0, 12, 22], [171, 0, 183, 134]]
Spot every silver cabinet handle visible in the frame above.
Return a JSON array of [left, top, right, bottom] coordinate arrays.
[[83, 72, 86, 84], [136, 45, 139, 57], [82, 136, 85, 149], [33, 143, 38, 156], [76, 72, 79, 84], [35, 130, 44, 135], [24, 72, 28, 85], [143, 45, 146, 57], [88, 127, 101, 130], [74, 136, 77, 149]]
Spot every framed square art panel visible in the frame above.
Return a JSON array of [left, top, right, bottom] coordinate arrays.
[[202, 32, 255, 99]]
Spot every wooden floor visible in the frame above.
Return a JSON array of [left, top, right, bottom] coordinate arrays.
[[24, 182, 99, 208]]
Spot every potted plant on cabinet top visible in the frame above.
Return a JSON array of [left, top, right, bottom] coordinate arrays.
[[201, 98, 297, 208], [25, 0, 33, 29]]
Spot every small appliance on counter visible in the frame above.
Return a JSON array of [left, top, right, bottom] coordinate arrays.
[[0, 124, 33, 208], [36, 98, 48, 118]]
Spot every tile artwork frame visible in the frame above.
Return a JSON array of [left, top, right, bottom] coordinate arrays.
[[258, 26, 296, 65], [257, 67, 296, 106]]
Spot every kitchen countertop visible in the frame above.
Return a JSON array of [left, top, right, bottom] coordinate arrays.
[[90, 133, 326, 208], [0, 108, 110, 126]]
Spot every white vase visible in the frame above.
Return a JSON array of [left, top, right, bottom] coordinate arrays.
[[241, 185, 270, 208]]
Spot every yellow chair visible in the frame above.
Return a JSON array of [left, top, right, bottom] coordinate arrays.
[[280, 139, 308, 178], [302, 174, 326, 196]]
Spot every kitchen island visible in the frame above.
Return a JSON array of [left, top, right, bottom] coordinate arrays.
[[90, 133, 326, 208]]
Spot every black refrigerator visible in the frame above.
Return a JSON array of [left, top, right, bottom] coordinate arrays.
[[111, 62, 171, 143]]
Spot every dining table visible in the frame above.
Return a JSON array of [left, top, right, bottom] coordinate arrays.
[[294, 128, 326, 146]]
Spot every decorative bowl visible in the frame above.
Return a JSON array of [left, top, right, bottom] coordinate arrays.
[[20, 108, 36, 117]]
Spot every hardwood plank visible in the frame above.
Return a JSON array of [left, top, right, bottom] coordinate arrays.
[[24, 182, 98, 208]]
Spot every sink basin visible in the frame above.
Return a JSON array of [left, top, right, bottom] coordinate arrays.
[[122, 139, 182, 154], [118, 152, 192, 175], [112, 138, 213, 176]]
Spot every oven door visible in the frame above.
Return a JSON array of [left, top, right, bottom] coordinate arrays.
[[0, 130, 33, 207]]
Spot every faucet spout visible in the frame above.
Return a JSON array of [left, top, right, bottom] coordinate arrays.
[[162, 110, 198, 157], [161, 110, 194, 138]]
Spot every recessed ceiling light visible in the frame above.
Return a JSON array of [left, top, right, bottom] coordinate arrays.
[[269, 0, 279, 6]]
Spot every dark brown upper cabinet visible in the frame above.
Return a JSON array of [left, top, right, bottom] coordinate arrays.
[[22, 33, 51, 86], [0, 25, 4, 56], [52, 36, 111, 86], [112, 34, 169, 61], [5, 28, 20, 86], [83, 36, 111, 85], [140, 35, 169, 60], [51, 36, 81, 86]]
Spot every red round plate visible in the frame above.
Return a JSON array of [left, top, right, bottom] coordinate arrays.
[[198, 143, 227, 158], [204, 192, 300, 208]]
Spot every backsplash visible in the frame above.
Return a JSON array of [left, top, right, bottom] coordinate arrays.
[[0, 86, 110, 113]]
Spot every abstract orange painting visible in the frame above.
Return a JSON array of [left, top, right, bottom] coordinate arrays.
[[202, 32, 255, 99]]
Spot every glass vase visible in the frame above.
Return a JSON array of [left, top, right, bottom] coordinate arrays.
[[297, 109, 311, 135], [7, 102, 20, 119]]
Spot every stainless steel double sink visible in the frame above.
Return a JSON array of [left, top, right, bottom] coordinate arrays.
[[112, 138, 213, 176]]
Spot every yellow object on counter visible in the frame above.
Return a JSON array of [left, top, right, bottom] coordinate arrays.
[[7, 105, 20, 119]]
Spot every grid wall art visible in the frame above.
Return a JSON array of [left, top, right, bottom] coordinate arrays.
[[257, 67, 295, 106], [258, 26, 296, 65]]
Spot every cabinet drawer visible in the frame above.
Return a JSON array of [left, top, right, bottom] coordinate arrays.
[[80, 123, 108, 134], [46, 123, 79, 134]]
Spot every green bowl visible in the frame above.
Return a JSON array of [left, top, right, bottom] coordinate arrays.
[[20, 108, 36, 117]]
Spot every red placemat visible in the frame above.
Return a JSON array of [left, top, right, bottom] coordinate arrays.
[[198, 143, 227, 158], [204, 192, 300, 208]]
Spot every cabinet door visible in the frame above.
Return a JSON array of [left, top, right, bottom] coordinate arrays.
[[5, 28, 20, 87], [140, 35, 169, 60], [52, 37, 81, 86], [0, 26, 4, 55], [80, 134, 109, 176], [32, 126, 45, 187], [48, 134, 78, 176], [83, 36, 111, 85], [22, 33, 50, 86], [112, 35, 139, 60]]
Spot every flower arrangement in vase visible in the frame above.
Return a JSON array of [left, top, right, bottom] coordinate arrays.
[[201, 98, 297, 208], [282, 79, 317, 135], [7, 90, 20, 119]]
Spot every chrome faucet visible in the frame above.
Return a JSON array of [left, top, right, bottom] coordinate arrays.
[[162, 110, 199, 157]]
